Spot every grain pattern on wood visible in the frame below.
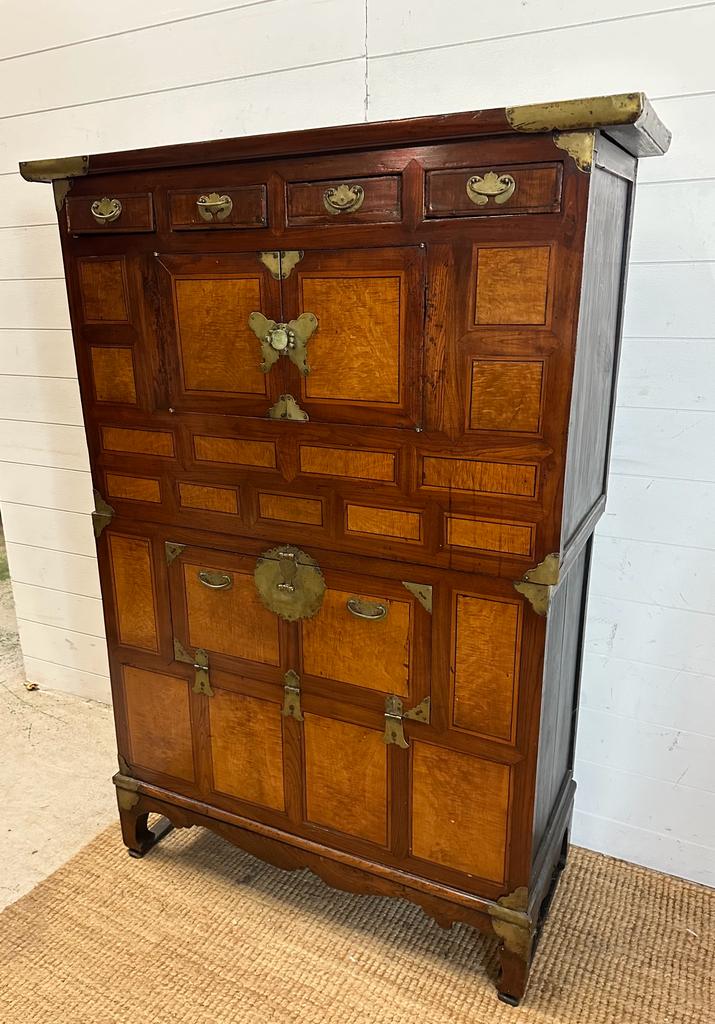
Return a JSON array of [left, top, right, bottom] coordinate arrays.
[[193, 434, 276, 468], [426, 163, 562, 218], [445, 515, 534, 556], [345, 503, 421, 542], [90, 346, 137, 404], [475, 246, 551, 325], [209, 689, 285, 810], [287, 176, 401, 226], [178, 482, 239, 515], [102, 426, 175, 458], [66, 193, 154, 234], [78, 258, 128, 322], [106, 473, 161, 504], [304, 714, 388, 846], [123, 666, 194, 782], [299, 445, 395, 482], [452, 594, 522, 742], [422, 456, 536, 496], [258, 492, 323, 526], [411, 741, 510, 882], [108, 534, 158, 651], [469, 359, 544, 433], [168, 185, 267, 230]]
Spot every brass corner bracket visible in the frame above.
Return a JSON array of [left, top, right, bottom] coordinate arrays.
[[258, 250, 304, 280], [92, 490, 115, 538], [402, 581, 432, 613], [19, 154, 90, 212], [488, 886, 534, 958], [554, 131, 595, 172], [513, 553, 560, 616], [165, 541, 186, 565], [113, 770, 141, 810]]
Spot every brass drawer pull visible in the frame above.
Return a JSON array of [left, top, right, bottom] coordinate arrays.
[[197, 570, 233, 590], [346, 597, 387, 621], [323, 183, 365, 215], [196, 192, 233, 222], [466, 171, 516, 206], [90, 197, 123, 223]]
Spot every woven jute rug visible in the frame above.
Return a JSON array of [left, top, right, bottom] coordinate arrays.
[[0, 822, 712, 1023]]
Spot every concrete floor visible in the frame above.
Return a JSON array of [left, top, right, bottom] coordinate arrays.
[[0, 528, 117, 911]]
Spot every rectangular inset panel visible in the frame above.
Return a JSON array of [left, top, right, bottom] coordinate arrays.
[[287, 176, 401, 226], [123, 666, 194, 781], [469, 360, 544, 433], [109, 534, 158, 652], [258, 492, 323, 526], [106, 473, 161, 504], [422, 456, 536, 497], [184, 562, 279, 666], [475, 246, 551, 325], [178, 482, 239, 515], [301, 588, 411, 696], [411, 742, 510, 882], [78, 258, 128, 323], [300, 445, 395, 482], [174, 277, 266, 396], [210, 690, 284, 810], [304, 714, 387, 846], [66, 193, 154, 234], [90, 346, 137, 404], [452, 595, 522, 742], [169, 185, 267, 230], [102, 426, 175, 458], [301, 274, 402, 404], [445, 516, 534, 556], [193, 434, 276, 469], [426, 163, 562, 218], [345, 504, 421, 542]]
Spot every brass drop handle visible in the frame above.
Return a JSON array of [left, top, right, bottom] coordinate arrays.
[[90, 197, 122, 224], [197, 570, 233, 590], [466, 171, 516, 206], [347, 597, 387, 621], [323, 183, 365, 215], [196, 192, 233, 222]]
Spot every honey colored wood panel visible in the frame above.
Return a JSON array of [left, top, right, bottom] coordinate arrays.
[[445, 516, 534, 556], [300, 445, 395, 482], [469, 359, 544, 433], [345, 503, 421, 542], [106, 473, 161, 504], [184, 562, 279, 666], [258, 492, 323, 526], [109, 534, 158, 652], [174, 277, 267, 395], [193, 434, 276, 469], [411, 742, 510, 882], [452, 594, 522, 741], [475, 246, 551, 325], [301, 274, 402, 403], [178, 482, 239, 515], [209, 689, 284, 810], [301, 587, 411, 696], [304, 714, 387, 846], [78, 259, 128, 323], [123, 666, 194, 782], [90, 346, 137, 404], [102, 426, 175, 458], [422, 456, 536, 496]]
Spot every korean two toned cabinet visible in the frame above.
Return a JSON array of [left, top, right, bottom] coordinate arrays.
[[22, 93, 669, 1004]]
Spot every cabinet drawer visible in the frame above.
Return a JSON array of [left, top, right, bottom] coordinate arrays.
[[168, 185, 267, 230], [66, 193, 155, 233], [286, 175, 402, 225], [426, 162, 562, 218]]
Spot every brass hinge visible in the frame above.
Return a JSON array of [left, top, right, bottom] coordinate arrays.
[[92, 489, 115, 538], [258, 250, 304, 280], [174, 638, 213, 696], [384, 695, 431, 748], [165, 541, 186, 565], [281, 669, 304, 721]]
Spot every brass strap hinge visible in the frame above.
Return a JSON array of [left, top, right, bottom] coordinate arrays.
[[282, 669, 304, 721], [174, 638, 213, 696], [92, 489, 115, 538], [384, 695, 431, 748]]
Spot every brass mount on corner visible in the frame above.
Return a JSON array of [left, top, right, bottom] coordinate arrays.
[[384, 695, 431, 748]]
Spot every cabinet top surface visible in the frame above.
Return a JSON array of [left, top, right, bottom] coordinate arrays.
[[20, 91, 669, 182]]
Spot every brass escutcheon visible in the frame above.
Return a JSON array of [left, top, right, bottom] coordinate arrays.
[[254, 545, 325, 622], [248, 312, 318, 376]]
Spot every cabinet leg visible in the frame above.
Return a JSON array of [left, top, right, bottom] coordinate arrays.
[[118, 799, 173, 859], [497, 943, 532, 1006]]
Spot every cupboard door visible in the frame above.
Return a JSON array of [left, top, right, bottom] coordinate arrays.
[[209, 687, 285, 812]]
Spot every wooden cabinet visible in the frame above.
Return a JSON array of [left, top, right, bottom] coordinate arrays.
[[21, 91, 670, 1005]]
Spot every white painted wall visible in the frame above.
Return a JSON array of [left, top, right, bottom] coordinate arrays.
[[0, 0, 712, 886]]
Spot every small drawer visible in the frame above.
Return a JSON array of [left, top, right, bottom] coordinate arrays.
[[426, 163, 562, 218], [66, 193, 155, 233], [168, 185, 267, 230], [286, 175, 402, 225]]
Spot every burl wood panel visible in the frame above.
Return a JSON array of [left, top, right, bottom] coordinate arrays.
[[422, 456, 536, 497], [123, 666, 194, 781], [78, 258, 128, 322], [452, 594, 522, 742], [102, 426, 175, 458], [194, 435, 276, 469], [258, 492, 323, 526], [108, 534, 158, 651], [184, 562, 280, 666], [287, 176, 401, 226], [469, 360, 544, 433], [300, 445, 395, 482], [445, 515, 534, 556], [411, 742, 510, 882], [90, 346, 137, 404], [301, 588, 411, 696], [300, 274, 402, 404], [209, 689, 285, 810], [174, 277, 266, 395], [475, 246, 551, 325], [345, 504, 421, 542], [106, 473, 162, 504], [178, 482, 239, 515], [304, 714, 388, 845], [426, 163, 562, 218]]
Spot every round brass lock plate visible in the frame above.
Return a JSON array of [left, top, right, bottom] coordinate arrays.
[[254, 545, 325, 621]]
